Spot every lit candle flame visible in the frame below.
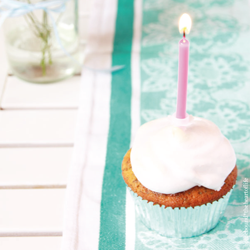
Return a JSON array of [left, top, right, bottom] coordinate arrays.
[[179, 13, 192, 35]]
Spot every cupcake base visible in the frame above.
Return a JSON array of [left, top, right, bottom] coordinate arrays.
[[129, 187, 233, 238]]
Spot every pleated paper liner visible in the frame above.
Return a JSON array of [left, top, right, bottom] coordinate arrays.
[[129, 186, 234, 238]]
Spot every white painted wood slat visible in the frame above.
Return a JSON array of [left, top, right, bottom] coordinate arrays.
[[0, 237, 61, 250], [0, 110, 77, 146], [0, 189, 65, 230], [0, 30, 8, 107], [79, 0, 91, 40], [0, 231, 62, 237], [0, 184, 66, 190], [0, 148, 72, 186], [1, 76, 80, 110]]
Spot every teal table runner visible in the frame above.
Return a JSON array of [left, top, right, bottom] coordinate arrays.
[[62, 0, 250, 249]]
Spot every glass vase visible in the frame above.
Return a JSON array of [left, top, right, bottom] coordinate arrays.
[[3, 0, 81, 83]]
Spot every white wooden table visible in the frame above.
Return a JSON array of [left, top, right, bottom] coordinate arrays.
[[0, 1, 91, 249]]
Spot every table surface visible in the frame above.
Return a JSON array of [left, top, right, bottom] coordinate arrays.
[[0, 1, 91, 249]]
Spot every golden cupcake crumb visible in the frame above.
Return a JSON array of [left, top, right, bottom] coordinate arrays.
[[122, 149, 237, 208]]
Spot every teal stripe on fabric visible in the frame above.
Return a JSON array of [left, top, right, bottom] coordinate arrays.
[[99, 0, 134, 249]]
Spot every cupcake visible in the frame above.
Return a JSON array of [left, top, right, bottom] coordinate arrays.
[[122, 114, 237, 238]]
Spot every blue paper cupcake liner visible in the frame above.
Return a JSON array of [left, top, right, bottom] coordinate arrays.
[[129, 186, 234, 238]]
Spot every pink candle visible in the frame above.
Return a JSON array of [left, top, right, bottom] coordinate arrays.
[[176, 37, 189, 119], [176, 13, 192, 119]]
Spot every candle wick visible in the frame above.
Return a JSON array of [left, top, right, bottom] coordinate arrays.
[[183, 30, 186, 38]]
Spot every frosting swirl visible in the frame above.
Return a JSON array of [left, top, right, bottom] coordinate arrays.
[[130, 115, 236, 194]]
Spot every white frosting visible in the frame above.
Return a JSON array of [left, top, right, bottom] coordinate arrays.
[[130, 115, 236, 194]]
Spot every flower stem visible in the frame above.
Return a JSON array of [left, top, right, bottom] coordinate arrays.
[[24, 0, 53, 76]]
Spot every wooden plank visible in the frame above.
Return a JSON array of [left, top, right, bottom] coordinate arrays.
[[0, 189, 65, 230], [0, 185, 66, 189], [0, 110, 77, 146], [0, 147, 72, 186], [1, 76, 80, 110], [0, 29, 8, 106], [79, 0, 91, 45], [79, 0, 91, 15], [0, 237, 61, 250], [79, 14, 90, 45], [0, 231, 62, 237]]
